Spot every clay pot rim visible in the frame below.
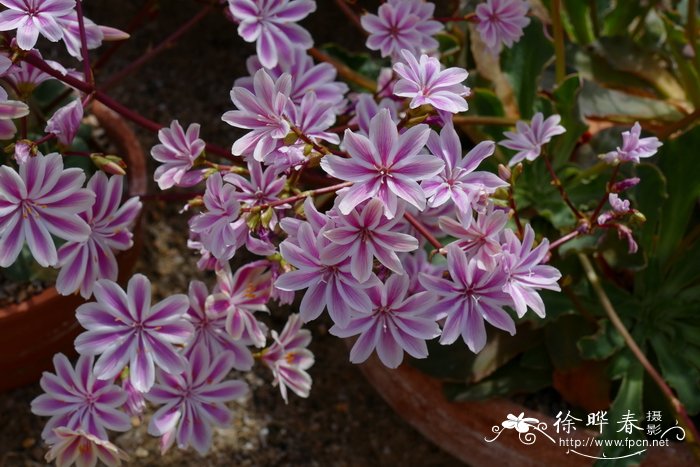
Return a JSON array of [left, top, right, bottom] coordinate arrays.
[[0, 101, 147, 321], [358, 352, 695, 466]]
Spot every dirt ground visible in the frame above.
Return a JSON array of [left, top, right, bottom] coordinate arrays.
[[0, 1, 460, 465]]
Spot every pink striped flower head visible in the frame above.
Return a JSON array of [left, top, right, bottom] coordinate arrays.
[[235, 48, 348, 111], [207, 261, 272, 348], [0, 0, 76, 50], [224, 160, 287, 228], [322, 199, 419, 282], [56, 172, 142, 298], [275, 221, 376, 327], [261, 314, 314, 402], [0, 86, 29, 139], [74, 275, 193, 392], [45, 98, 83, 146], [439, 204, 509, 269], [151, 120, 206, 190], [146, 346, 248, 455], [423, 124, 507, 215], [475, 0, 531, 54], [185, 279, 254, 371], [223, 69, 292, 161], [500, 112, 566, 166], [55, 11, 129, 60], [330, 274, 440, 368], [361, 1, 442, 59], [420, 243, 515, 352], [0, 152, 94, 268], [500, 225, 561, 318], [44, 428, 129, 467], [31, 354, 131, 444], [189, 173, 244, 261], [228, 0, 316, 68], [321, 109, 443, 218], [603, 122, 662, 164], [393, 50, 470, 114]]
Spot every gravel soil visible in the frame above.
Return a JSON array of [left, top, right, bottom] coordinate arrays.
[[0, 1, 460, 465]]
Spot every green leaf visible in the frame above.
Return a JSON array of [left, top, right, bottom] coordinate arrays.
[[551, 74, 588, 166], [651, 335, 700, 414], [579, 81, 684, 122], [655, 126, 700, 262], [562, 0, 596, 44], [545, 314, 595, 370], [589, 37, 686, 100], [631, 163, 667, 253], [501, 19, 554, 118], [594, 360, 645, 467], [602, 1, 647, 36], [578, 319, 625, 360], [444, 346, 552, 401]]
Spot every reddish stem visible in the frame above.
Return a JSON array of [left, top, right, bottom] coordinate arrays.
[[101, 5, 212, 91], [403, 212, 443, 251], [20, 52, 239, 164], [74, 0, 93, 87], [333, 0, 365, 34], [242, 181, 353, 212], [548, 230, 580, 251], [542, 152, 584, 220], [93, 0, 160, 71], [590, 164, 620, 226]]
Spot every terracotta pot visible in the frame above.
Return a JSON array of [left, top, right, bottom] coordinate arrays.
[[0, 101, 147, 392], [358, 355, 696, 466]]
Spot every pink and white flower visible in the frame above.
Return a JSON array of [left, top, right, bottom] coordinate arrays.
[[393, 51, 470, 114], [44, 428, 129, 467], [421, 243, 515, 352], [0, 0, 76, 50], [151, 120, 206, 190], [45, 98, 83, 146], [146, 346, 248, 455], [223, 69, 292, 161], [603, 122, 662, 164], [330, 274, 440, 368], [227, 0, 316, 68], [475, 0, 531, 54], [261, 314, 314, 402], [321, 109, 443, 218], [423, 124, 506, 215], [499, 112, 566, 166], [31, 354, 131, 443], [56, 172, 142, 299], [0, 152, 94, 268], [323, 199, 419, 282], [74, 275, 193, 392]]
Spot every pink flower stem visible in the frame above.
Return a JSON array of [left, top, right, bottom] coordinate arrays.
[[542, 151, 585, 220], [548, 229, 579, 251], [333, 0, 365, 35], [309, 48, 377, 92], [92, 0, 160, 71], [74, 0, 94, 87], [242, 181, 353, 212], [101, 4, 213, 91], [590, 164, 620, 226], [507, 185, 524, 238], [403, 212, 444, 252], [579, 253, 700, 459], [19, 51, 241, 164], [434, 13, 476, 23]]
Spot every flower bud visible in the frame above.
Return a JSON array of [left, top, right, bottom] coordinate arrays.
[[90, 153, 126, 176], [260, 207, 274, 228], [283, 131, 299, 146], [497, 164, 511, 182], [611, 177, 640, 193]]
